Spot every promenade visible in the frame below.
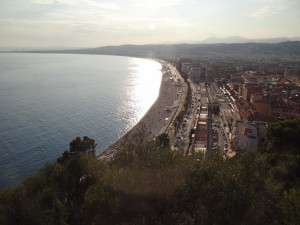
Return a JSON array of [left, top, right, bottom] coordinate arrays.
[[98, 62, 187, 160]]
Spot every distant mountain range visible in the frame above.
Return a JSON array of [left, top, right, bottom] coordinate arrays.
[[164, 36, 300, 44], [23, 41, 300, 62]]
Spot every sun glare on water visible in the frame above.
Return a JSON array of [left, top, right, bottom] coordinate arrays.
[[123, 58, 162, 131]]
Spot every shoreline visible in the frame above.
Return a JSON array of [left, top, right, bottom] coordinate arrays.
[[98, 62, 186, 160]]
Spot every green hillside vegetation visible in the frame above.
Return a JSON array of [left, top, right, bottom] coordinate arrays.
[[1, 120, 300, 225]]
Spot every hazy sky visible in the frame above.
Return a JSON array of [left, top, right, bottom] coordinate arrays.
[[1, 0, 299, 49]]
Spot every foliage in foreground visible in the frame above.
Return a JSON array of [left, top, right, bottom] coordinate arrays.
[[0, 120, 300, 225]]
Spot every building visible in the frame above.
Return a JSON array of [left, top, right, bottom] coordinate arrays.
[[250, 94, 271, 115], [181, 62, 191, 75], [189, 67, 202, 83], [206, 68, 215, 82], [237, 123, 258, 151], [242, 84, 262, 101], [220, 105, 233, 129]]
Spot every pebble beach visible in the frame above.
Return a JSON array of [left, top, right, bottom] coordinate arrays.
[[98, 62, 186, 159]]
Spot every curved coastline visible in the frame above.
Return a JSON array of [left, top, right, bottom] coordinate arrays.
[[98, 61, 186, 160]]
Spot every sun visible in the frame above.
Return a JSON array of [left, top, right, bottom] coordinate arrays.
[[149, 24, 156, 31]]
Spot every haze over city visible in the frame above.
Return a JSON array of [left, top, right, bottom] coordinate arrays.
[[1, 0, 300, 49]]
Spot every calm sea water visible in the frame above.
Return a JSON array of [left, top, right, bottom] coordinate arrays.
[[0, 53, 162, 187]]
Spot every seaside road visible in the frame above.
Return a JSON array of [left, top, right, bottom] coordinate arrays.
[[98, 62, 187, 160]]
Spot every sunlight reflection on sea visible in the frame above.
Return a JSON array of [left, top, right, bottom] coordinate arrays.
[[0, 53, 162, 187]]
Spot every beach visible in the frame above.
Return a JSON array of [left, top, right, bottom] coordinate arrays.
[[98, 62, 187, 160]]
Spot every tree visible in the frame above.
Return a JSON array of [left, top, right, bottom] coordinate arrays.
[[280, 188, 300, 225], [266, 119, 300, 191], [2, 123, 300, 225], [57, 136, 97, 163], [266, 119, 300, 154], [156, 133, 170, 148], [57, 151, 71, 163], [70, 136, 97, 154]]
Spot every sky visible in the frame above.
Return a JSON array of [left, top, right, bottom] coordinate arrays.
[[0, 0, 299, 49]]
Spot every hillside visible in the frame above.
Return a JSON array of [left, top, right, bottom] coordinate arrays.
[[0, 119, 299, 225], [25, 41, 300, 61], [199, 36, 300, 44]]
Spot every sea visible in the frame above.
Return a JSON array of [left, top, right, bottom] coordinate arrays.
[[0, 53, 162, 188]]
